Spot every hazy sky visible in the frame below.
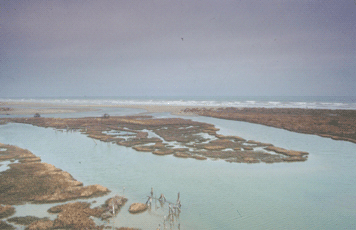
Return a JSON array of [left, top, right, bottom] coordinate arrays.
[[1, 0, 355, 98]]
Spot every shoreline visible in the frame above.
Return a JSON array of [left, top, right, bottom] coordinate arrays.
[[1, 101, 355, 144], [2, 100, 356, 114], [0, 101, 200, 116], [0, 143, 144, 229], [184, 107, 356, 144]]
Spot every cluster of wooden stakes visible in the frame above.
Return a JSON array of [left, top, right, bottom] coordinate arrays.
[[146, 188, 182, 230]]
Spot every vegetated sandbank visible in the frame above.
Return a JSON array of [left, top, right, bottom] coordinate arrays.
[[0, 143, 141, 229], [183, 107, 356, 144], [0, 143, 109, 205], [0, 101, 194, 116], [0, 101, 99, 115], [0, 116, 308, 163]]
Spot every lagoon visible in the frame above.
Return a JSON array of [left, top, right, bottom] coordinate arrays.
[[0, 110, 355, 229]]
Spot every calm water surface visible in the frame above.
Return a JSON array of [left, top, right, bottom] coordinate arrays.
[[0, 110, 355, 229]]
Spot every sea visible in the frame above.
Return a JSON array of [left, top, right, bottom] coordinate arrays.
[[0, 96, 355, 229], [1, 95, 356, 110]]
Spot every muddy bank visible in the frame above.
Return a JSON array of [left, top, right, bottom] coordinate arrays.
[[1, 116, 308, 163], [183, 107, 356, 144], [28, 197, 133, 230], [1, 197, 137, 230], [0, 143, 110, 205], [1, 191, 137, 229]]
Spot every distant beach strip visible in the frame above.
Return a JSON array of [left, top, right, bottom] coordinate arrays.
[[1, 99, 355, 144]]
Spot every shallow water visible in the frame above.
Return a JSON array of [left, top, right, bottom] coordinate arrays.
[[0, 160, 14, 173], [0, 111, 355, 229]]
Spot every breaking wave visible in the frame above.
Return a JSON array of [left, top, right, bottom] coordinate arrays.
[[1, 96, 356, 110]]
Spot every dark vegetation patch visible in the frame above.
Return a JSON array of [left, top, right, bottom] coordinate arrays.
[[0, 143, 109, 205], [0, 220, 15, 230], [7, 216, 49, 225], [183, 107, 356, 144]]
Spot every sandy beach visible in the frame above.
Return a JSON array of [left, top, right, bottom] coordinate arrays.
[[0, 101, 198, 116]]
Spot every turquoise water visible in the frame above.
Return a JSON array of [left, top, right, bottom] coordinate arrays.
[[0, 111, 355, 229]]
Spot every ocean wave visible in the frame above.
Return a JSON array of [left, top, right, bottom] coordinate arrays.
[[1, 98, 356, 110], [268, 101, 281, 105]]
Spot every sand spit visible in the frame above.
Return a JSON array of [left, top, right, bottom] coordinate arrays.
[[1, 116, 308, 163], [0, 102, 97, 115], [0, 143, 110, 205], [0, 101, 193, 116], [183, 107, 356, 144]]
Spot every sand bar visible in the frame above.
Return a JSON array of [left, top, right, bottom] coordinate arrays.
[[0, 101, 199, 116]]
